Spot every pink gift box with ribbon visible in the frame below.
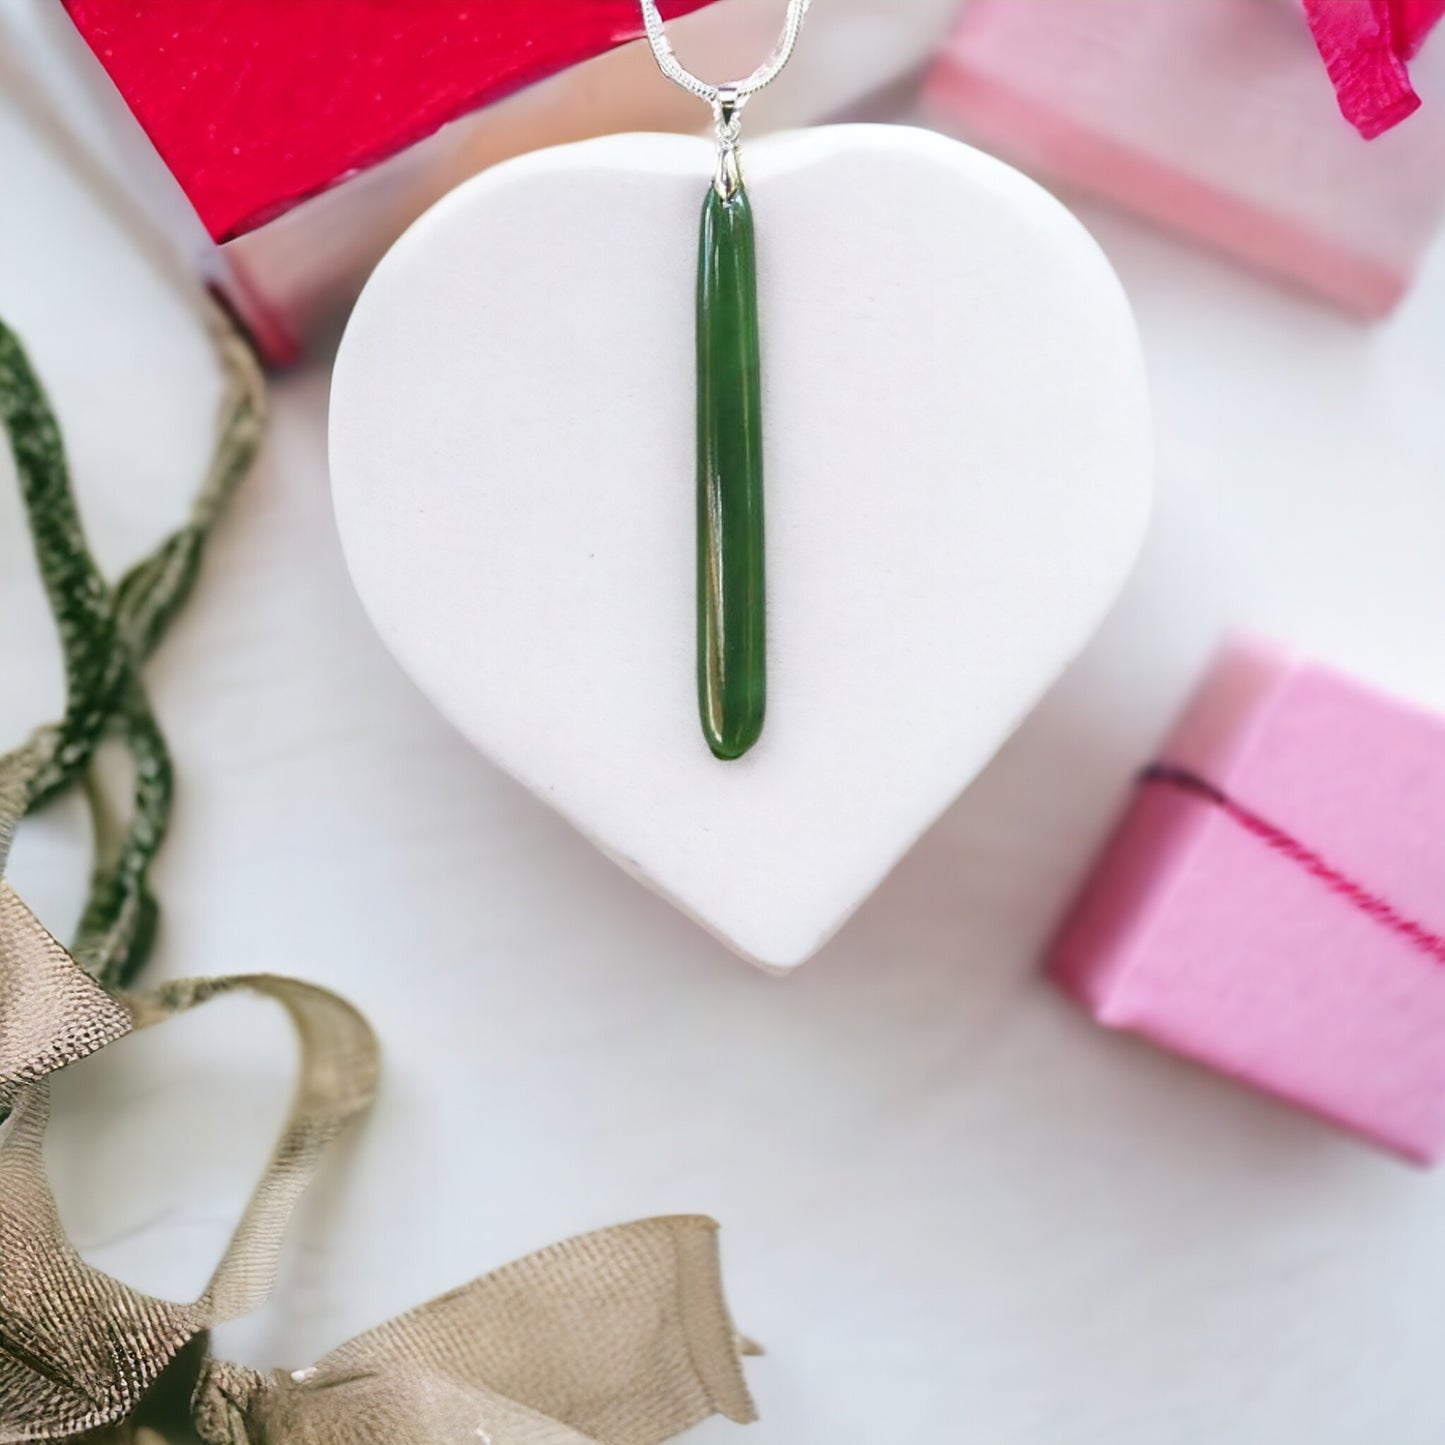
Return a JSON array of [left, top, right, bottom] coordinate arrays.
[[926, 0, 1445, 316], [1050, 639, 1445, 1164]]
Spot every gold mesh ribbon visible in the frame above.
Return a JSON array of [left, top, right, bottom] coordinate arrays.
[[0, 763, 756, 1445]]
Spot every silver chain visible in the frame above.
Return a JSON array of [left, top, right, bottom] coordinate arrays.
[[639, 0, 814, 198]]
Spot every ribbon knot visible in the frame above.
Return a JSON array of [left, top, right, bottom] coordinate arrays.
[[192, 1361, 268, 1445]]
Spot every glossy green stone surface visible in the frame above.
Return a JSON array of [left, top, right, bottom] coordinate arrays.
[[696, 182, 766, 761]]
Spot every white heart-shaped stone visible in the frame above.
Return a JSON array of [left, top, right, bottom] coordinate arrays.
[[329, 126, 1152, 970]]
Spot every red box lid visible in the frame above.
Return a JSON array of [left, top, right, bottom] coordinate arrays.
[[62, 0, 717, 242]]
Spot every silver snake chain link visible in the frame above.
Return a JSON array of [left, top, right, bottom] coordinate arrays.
[[639, 0, 814, 109], [640, 0, 814, 195]]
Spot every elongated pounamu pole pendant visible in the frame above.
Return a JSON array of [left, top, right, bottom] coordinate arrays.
[[696, 182, 766, 761]]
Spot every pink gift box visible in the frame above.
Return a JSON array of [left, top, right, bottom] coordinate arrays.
[[926, 0, 1445, 316], [1050, 639, 1445, 1164]]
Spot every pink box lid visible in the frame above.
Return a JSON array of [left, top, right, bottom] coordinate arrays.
[[1052, 637, 1445, 1162], [927, 0, 1445, 314]]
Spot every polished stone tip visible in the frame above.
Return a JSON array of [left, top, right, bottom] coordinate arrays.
[[703, 712, 765, 762]]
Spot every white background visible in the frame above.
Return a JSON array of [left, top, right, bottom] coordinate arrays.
[[6, 53, 1445, 1445]]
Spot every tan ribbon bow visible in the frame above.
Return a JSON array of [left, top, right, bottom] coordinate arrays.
[[0, 768, 757, 1445]]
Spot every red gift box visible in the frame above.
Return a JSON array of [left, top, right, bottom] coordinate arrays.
[[24, 1, 956, 358], [61, 0, 716, 244], [46, 0, 717, 359]]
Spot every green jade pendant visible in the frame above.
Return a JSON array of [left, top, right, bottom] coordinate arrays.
[[641, 0, 812, 759], [696, 169, 766, 760]]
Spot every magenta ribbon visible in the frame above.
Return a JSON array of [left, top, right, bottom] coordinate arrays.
[[1303, 0, 1445, 138]]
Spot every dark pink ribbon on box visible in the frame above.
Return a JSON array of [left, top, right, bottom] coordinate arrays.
[[1303, 0, 1445, 137], [1142, 764, 1445, 969]]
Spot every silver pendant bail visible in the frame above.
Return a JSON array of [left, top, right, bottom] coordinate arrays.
[[712, 85, 746, 200]]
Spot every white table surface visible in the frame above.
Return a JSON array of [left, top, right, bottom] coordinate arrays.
[[6, 74, 1445, 1445]]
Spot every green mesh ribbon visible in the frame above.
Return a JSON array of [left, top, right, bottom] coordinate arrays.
[[0, 307, 265, 988]]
